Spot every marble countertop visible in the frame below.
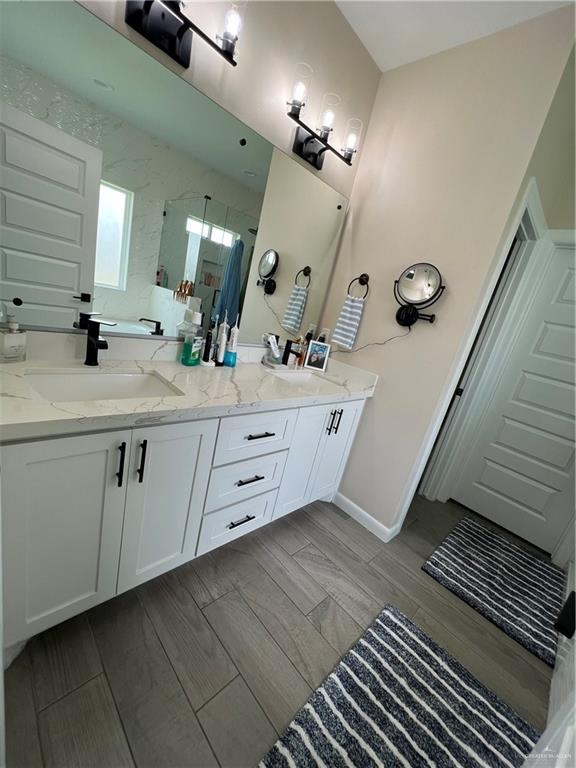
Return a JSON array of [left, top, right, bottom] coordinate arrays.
[[0, 357, 378, 442]]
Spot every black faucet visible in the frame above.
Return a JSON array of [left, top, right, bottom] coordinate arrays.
[[74, 313, 117, 366], [282, 340, 300, 366], [139, 317, 164, 335]]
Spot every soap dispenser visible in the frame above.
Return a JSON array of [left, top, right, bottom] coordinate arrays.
[[0, 316, 27, 363]]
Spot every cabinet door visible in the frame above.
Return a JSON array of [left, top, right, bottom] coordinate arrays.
[[2, 431, 130, 646], [117, 419, 217, 593], [274, 406, 327, 519], [307, 401, 365, 502]]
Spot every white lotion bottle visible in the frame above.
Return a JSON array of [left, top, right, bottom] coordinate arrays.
[[215, 311, 229, 367]]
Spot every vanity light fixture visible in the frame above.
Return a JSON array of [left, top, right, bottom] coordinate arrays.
[[125, 1, 240, 68], [287, 84, 362, 170]]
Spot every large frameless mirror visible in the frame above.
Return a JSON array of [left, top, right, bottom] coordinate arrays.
[[0, 1, 347, 343]]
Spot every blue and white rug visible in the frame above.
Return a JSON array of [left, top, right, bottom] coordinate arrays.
[[261, 605, 539, 768], [422, 516, 566, 667]]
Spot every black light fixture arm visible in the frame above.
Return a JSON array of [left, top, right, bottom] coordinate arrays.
[[164, 2, 238, 66], [288, 112, 352, 166]]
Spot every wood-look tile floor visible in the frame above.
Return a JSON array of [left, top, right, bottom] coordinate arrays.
[[6, 497, 552, 768]]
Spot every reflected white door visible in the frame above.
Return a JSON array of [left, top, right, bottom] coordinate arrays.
[[453, 242, 575, 551], [0, 101, 102, 326]]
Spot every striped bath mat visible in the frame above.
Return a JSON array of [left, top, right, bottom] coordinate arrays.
[[282, 285, 308, 333], [422, 516, 566, 667], [261, 605, 539, 768]]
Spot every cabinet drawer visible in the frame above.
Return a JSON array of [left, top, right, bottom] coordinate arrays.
[[197, 491, 276, 555], [206, 451, 287, 513], [214, 409, 297, 465]]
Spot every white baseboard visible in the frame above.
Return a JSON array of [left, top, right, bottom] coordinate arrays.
[[333, 492, 402, 543]]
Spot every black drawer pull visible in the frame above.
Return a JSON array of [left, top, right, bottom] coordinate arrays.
[[236, 474, 264, 487], [326, 410, 337, 435], [116, 441, 127, 487], [333, 409, 344, 435], [227, 514, 256, 530], [246, 431, 275, 441], [137, 439, 148, 483]]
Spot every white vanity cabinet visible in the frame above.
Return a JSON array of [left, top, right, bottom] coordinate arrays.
[[274, 400, 365, 519], [2, 431, 132, 646], [116, 420, 218, 593]]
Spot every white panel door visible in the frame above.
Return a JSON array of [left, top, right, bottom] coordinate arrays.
[[1, 431, 130, 646], [453, 244, 575, 551], [0, 101, 102, 327], [308, 401, 364, 502], [117, 419, 218, 593]]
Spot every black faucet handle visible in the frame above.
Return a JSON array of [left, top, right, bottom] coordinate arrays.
[[74, 311, 102, 330], [139, 317, 164, 335]]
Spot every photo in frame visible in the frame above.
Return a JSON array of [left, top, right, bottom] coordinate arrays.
[[304, 340, 331, 372]]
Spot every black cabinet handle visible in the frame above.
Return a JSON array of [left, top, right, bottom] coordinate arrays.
[[137, 439, 148, 483], [236, 474, 264, 487], [245, 432, 275, 441], [333, 409, 344, 435], [326, 410, 337, 435], [227, 514, 256, 530], [116, 442, 127, 487]]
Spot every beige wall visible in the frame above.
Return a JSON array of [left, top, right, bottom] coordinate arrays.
[[321, 7, 574, 531], [521, 48, 575, 230], [77, 1, 380, 198], [242, 148, 347, 342]]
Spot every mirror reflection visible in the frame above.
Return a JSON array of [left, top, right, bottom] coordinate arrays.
[[396, 264, 442, 305], [0, 1, 346, 344]]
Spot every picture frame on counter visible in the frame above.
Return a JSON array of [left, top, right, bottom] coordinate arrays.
[[304, 340, 331, 372]]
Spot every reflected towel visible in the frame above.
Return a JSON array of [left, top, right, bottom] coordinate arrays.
[[215, 239, 244, 324], [332, 295, 364, 350], [282, 285, 308, 333]]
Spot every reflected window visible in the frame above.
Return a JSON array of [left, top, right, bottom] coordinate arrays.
[[95, 181, 133, 290], [186, 215, 238, 249]]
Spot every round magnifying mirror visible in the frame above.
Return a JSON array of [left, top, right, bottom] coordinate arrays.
[[396, 263, 442, 306], [258, 249, 279, 280]]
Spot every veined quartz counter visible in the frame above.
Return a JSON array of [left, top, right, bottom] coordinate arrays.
[[0, 357, 378, 443]]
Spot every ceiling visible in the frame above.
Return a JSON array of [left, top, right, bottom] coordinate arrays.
[[336, 1, 569, 72], [0, 2, 273, 193]]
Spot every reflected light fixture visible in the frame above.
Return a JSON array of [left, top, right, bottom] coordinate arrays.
[[286, 67, 361, 170], [125, 1, 240, 68]]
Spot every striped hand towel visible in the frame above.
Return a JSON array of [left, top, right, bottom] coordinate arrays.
[[282, 285, 308, 333], [332, 295, 364, 349]]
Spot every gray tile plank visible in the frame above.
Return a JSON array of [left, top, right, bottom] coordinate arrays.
[[187, 551, 235, 602], [307, 596, 363, 655], [174, 559, 214, 608], [293, 544, 381, 627], [412, 608, 548, 731], [137, 570, 238, 710], [307, 502, 383, 561], [204, 590, 311, 732], [197, 676, 277, 768], [5, 650, 44, 768], [230, 527, 327, 614], [293, 509, 419, 618], [28, 614, 102, 711], [266, 516, 310, 555], [38, 676, 133, 768], [89, 592, 217, 768], [215, 546, 338, 687]]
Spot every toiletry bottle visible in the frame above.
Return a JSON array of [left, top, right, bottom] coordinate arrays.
[[0, 316, 27, 363], [224, 316, 239, 367], [180, 311, 203, 366], [215, 312, 229, 367]]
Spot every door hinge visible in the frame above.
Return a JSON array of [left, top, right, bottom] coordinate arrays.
[[455, 387, 464, 397]]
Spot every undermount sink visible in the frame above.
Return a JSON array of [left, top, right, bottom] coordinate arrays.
[[266, 369, 314, 383], [26, 370, 185, 402]]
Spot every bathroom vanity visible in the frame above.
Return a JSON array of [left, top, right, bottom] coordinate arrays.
[[0, 355, 377, 647]]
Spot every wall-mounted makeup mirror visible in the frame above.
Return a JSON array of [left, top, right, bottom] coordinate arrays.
[[0, 1, 347, 344], [394, 263, 445, 326], [256, 250, 280, 295]]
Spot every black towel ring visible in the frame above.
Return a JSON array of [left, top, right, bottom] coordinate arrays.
[[347, 273, 370, 299], [295, 266, 312, 288]]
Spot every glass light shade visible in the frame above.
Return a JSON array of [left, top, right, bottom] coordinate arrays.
[[289, 62, 313, 111], [318, 93, 341, 137], [224, 6, 241, 39], [342, 118, 363, 161]]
